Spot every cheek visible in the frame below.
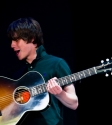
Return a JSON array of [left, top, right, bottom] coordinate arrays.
[[19, 43, 27, 50], [21, 45, 30, 54]]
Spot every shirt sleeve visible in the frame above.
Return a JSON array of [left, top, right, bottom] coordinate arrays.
[[55, 59, 73, 88], [56, 59, 72, 77]]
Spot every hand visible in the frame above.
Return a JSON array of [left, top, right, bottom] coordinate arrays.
[[47, 77, 62, 95]]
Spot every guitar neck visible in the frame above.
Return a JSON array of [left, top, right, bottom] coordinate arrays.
[[29, 67, 97, 96], [55, 67, 97, 86]]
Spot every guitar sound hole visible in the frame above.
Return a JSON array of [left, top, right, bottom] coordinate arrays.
[[14, 87, 30, 104]]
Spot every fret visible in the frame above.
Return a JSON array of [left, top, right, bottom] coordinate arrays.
[[58, 78, 64, 86], [78, 72, 81, 79], [58, 76, 71, 86], [41, 84, 45, 92], [43, 83, 47, 92], [64, 77, 68, 83], [78, 71, 85, 79], [65, 76, 71, 84], [55, 79, 61, 86], [68, 75, 72, 82], [70, 74, 76, 81], [36, 84, 45, 94], [61, 78, 66, 85], [30, 84, 47, 96], [30, 87, 38, 96], [83, 69, 91, 77], [61, 78, 65, 86], [89, 67, 97, 75], [72, 74, 76, 81], [82, 68, 96, 77], [73, 73, 80, 81], [60, 67, 96, 84], [60, 76, 68, 84], [87, 69, 91, 76], [69, 74, 75, 82], [29, 67, 97, 95], [81, 71, 86, 77], [41, 84, 46, 92]]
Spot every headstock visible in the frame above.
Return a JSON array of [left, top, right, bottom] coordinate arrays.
[[96, 58, 112, 76]]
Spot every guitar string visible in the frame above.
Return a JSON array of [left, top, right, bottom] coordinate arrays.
[[0, 76, 75, 104], [0, 70, 93, 101], [0, 72, 90, 108], [0, 83, 49, 107], [0, 83, 47, 98], [0, 67, 97, 110]]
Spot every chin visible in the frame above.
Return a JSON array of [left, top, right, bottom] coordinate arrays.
[[18, 57, 24, 60]]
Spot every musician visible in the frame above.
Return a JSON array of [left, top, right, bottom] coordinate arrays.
[[6, 17, 78, 125]]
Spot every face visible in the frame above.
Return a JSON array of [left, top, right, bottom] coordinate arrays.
[[11, 39, 37, 63]]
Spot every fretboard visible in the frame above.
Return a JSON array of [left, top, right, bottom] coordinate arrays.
[[29, 67, 97, 96]]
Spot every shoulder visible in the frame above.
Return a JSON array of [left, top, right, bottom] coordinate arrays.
[[47, 54, 66, 63]]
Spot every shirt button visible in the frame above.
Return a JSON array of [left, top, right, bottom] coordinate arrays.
[[30, 66, 33, 68]]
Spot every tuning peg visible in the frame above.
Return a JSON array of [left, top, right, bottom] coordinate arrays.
[[106, 58, 109, 62], [105, 73, 109, 77], [101, 60, 104, 63]]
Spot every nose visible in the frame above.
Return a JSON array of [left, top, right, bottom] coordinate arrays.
[[11, 40, 16, 48]]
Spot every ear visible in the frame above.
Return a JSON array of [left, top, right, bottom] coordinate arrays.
[[31, 38, 34, 43], [35, 44, 38, 48], [31, 38, 38, 48]]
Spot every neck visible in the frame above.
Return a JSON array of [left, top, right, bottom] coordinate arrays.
[[26, 54, 37, 64], [26, 48, 37, 64]]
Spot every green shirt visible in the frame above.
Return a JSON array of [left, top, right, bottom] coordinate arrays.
[[26, 45, 72, 125]]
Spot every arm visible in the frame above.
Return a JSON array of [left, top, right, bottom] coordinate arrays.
[[47, 77, 78, 110]]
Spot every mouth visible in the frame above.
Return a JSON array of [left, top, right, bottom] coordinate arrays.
[[15, 50, 20, 56]]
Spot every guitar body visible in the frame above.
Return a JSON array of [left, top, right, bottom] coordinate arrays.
[[0, 71, 50, 125], [0, 59, 111, 125]]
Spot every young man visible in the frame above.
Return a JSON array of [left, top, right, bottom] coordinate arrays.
[[6, 17, 78, 125]]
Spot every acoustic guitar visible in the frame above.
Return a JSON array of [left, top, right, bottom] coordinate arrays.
[[0, 59, 112, 125]]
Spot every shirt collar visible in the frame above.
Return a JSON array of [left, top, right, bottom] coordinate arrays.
[[26, 45, 47, 65], [36, 45, 47, 60]]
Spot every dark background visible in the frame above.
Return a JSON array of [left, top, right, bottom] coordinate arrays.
[[0, 0, 112, 125]]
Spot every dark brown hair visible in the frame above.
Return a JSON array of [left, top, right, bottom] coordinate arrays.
[[7, 17, 44, 46]]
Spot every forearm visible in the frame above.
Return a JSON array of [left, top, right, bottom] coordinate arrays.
[[55, 90, 78, 110], [47, 78, 78, 110]]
